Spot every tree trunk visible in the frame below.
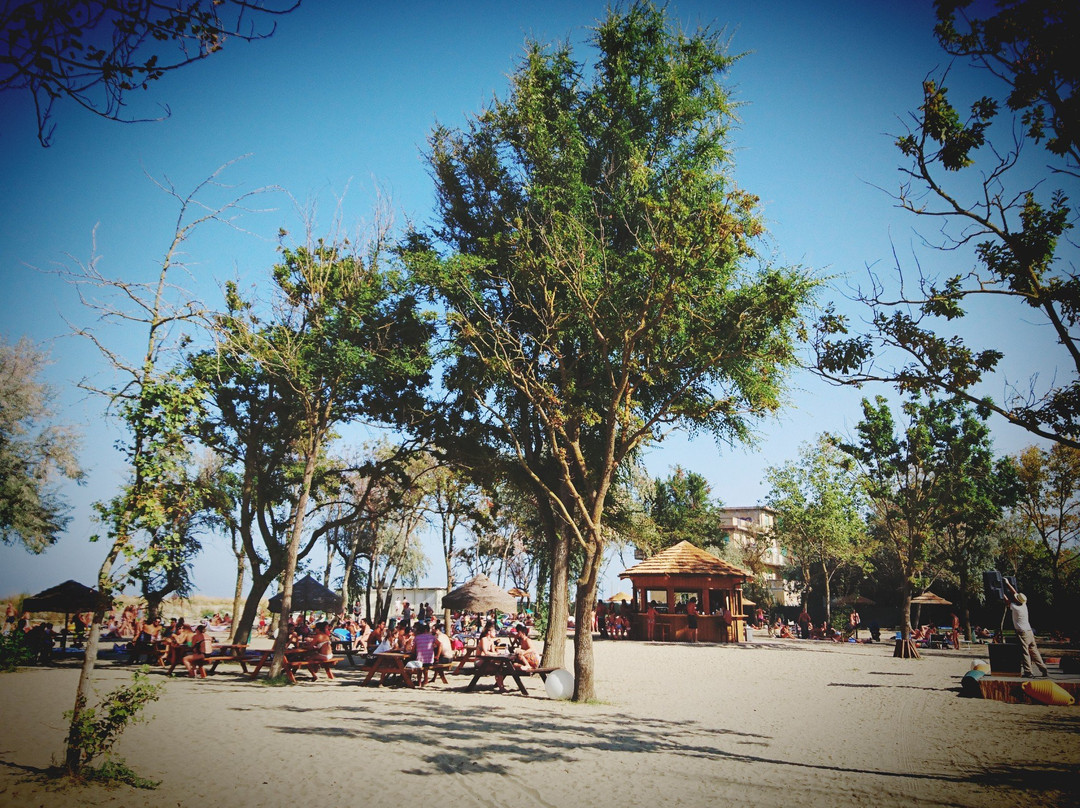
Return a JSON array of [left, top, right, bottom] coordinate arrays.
[[822, 563, 833, 625], [65, 545, 120, 775], [232, 566, 276, 646], [958, 567, 972, 642], [572, 538, 604, 702], [893, 583, 920, 659], [64, 599, 106, 775], [229, 551, 246, 644], [541, 522, 570, 669], [268, 447, 319, 678]]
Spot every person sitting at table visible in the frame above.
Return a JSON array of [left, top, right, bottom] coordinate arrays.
[[129, 616, 163, 664], [355, 618, 372, 651], [433, 622, 453, 665], [165, 620, 195, 675], [182, 624, 213, 678], [400, 624, 416, 658], [301, 621, 335, 680], [410, 622, 438, 683], [479, 621, 510, 691], [510, 623, 540, 669]]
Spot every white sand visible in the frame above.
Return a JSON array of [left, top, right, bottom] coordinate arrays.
[[1, 636, 1077, 808]]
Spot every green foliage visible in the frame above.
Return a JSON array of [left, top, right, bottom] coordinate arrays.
[[765, 435, 870, 614], [841, 395, 1013, 635], [410, 1, 814, 536], [1014, 443, 1080, 606], [645, 466, 725, 552], [0, 630, 36, 671], [408, 1, 815, 698], [63, 668, 162, 773], [815, 0, 1080, 448], [80, 757, 160, 789], [0, 337, 84, 552]]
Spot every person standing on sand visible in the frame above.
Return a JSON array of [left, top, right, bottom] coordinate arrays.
[[646, 602, 657, 641], [1003, 580, 1049, 678], [686, 597, 699, 643], [797, 606, 811, 639], [849, 609, 860, 641]]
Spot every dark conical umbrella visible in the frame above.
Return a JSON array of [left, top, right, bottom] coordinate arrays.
[[441, 574, 518, 613], [267, 574, 343, 614], [23, 580, 104, 613]]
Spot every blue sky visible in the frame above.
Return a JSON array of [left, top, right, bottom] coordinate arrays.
[[0, 1, 1057, 601]]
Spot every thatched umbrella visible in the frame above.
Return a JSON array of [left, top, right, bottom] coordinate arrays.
[[267, 575, 343, 614], [441, 574, 518, 614], [910, 591, 951, 606], [23, 580, 103, 614], [23, 580, 107, 649], [606, 591, 632, 603], [834, 594, 876, 607]]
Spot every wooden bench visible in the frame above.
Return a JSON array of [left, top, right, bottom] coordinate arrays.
[[420, 662, 452, 686], [284, 655, 344, 682]]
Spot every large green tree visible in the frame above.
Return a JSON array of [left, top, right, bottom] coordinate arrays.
[[0, 336, 83, 551], [645, 465, 725, 554], [213, 231, 431, 676], [764, 435, 870, 623], [408, 2, 815, 699], [816, 0, 1080, 448], [841, 396, 1008, 652], [1013, 443, 1080, 613], [929, 405, 1018, 639]]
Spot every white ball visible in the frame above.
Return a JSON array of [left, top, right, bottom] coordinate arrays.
[[544, 668, 574, 699]]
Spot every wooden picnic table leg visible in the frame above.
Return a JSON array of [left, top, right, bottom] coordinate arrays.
[[509, 670, 529, 696]]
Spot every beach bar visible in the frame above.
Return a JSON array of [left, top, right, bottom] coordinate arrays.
[[620, 540, 750, 643]]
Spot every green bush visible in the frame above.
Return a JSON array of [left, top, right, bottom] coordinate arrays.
[[64, 667, 162, 773], [0, 631, 36, 671]]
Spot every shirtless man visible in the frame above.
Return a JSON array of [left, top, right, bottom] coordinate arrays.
[[511, 623, 540, 669]]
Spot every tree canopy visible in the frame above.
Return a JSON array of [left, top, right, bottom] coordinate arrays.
[[815, 0, 1080, 448], [408, 0, 815, 698], [0, 336, 83, 551]]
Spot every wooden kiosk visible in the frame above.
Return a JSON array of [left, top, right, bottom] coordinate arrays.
[[620, 541, 750, 643]]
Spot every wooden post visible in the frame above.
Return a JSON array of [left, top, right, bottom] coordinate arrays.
[[894, 638, 920, 658]]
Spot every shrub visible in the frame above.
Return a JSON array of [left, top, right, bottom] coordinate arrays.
[[64, 667, 162, 774], [0, 631, 36, 671]]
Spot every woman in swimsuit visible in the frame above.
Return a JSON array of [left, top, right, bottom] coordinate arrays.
[[303, 621, 335, 680], [479, 621, 509, 691]]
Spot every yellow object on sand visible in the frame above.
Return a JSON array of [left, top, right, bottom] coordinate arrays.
[[970, 659, 990, 672], [1021, 679, 1075, 706]]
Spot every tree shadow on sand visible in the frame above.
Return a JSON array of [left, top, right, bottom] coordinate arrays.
[[242, 692, 1074, 799]]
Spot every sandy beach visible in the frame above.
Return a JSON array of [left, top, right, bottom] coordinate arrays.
[[1, 636, 1077, 808]]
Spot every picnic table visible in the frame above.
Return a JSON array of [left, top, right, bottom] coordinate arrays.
[[247, 648, 342, 683], [362, 652, 419, 687], [465, 655, 558, 696], [199, 644, 253, 674], [332, 639, 369, 667]]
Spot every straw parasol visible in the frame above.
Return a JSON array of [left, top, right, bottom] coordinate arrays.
[[606, 591, 632, 603], [441, 574, 518, 613], [507, 587, 529, 599], [267, 574, 343, 614], [834, 594, 876, 607], [910, 591, 951, 606], [23, 580, 104, 614]]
